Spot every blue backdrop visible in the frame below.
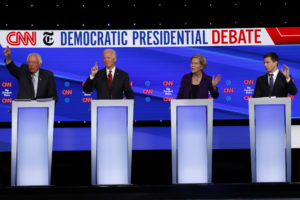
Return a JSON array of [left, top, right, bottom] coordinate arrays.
[[1, 46, 300, 122]]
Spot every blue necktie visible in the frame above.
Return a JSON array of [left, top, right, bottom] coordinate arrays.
[[269, 74, 274, 96]]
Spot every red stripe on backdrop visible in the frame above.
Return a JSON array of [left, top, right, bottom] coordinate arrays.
[[266, 27, 300, 45]]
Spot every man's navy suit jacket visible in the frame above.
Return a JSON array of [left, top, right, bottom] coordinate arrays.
[[83, 67, 134, 99], [6, 61, 58, 102], [253, 71, 297, 97]]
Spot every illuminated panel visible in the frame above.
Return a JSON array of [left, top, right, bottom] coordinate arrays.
[[177, 106, 208, 183], [255, 104, 286, 182], [16, 107, 49, 186], [96, 106, 129, 184]]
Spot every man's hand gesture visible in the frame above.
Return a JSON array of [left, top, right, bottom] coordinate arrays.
[[281, 64, 290, 80], [91, 62, 99, 77], [3, 46, 12, 62]]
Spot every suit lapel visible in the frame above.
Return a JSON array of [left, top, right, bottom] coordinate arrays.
[[271, 72, 283, 95], [25, 68, 35, 98], [100, 68, 110, 90], [36, 69, 43, 98], [262, 73, 270, 92]]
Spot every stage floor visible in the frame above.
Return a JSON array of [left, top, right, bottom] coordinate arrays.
[[1, 150, 300, 199], [1, 183, 300, 200]]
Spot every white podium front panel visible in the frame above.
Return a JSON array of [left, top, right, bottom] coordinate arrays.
[[17, 107, 49, 185], [171, 99, 213, 184], [91, 100, 134, 185], [255, 105, 286, 182], [249, 98, 291, 183], [177, 106, 208, 183], [97, 107, 128, 184], [11, 100, 55, 186]]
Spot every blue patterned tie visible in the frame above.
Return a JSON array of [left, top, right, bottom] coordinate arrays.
[[269, 74, 274, 96]]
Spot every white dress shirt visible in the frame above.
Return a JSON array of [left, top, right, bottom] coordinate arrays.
[[31, 70, 39, 98], [106, 66, 116, 79], [268, 69, 279, 85], [90, 66, 116, 80], [268, 68, 290, 85]]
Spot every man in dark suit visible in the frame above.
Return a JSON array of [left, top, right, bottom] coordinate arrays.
[[83, 49, 134, 99], [253, 52, 297, 98], [3, 46, 58, 103]]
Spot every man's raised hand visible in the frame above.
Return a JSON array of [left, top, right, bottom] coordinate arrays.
[[3, 46, 12, 62], [91, 62, 99, 77]]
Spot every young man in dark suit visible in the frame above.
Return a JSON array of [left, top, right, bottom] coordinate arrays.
[[253, 52, 297, 98], [3, 46, 58, 103], [83, 49, 134, 99]]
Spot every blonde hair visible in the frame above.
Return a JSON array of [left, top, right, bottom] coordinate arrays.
[[191, 54, 207, 68]]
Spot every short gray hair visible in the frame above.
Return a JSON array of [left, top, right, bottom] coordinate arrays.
[[27, 53, 42, 65], [103, 49, 117, 58]]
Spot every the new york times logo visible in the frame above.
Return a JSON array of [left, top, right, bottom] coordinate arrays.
[[43, 32, 54, 46]]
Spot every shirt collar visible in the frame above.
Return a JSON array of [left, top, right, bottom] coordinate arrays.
[[106, 66, 116, 73], [269, 69, 279, 77], [106, 66, 116, 78], [270, 68, 278, 75], [32, 69, 39, 77]]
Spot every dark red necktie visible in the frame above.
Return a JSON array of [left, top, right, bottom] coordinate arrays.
[[108, 70, 112, 89]]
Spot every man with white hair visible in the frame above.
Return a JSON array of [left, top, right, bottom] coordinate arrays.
[[3, 46, 58, 102], [83, 49, 134, 99]]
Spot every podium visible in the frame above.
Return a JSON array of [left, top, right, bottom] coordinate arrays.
[[249, 97, 291, 182], [11, 100, 55, 186], [171, 99, 213, 184], [91, 99, 134, 185]]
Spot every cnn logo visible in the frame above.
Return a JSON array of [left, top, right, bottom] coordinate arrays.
[[7, 32, 36, 46]]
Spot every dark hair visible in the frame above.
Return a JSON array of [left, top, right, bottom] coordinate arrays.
[[264, 52, 279, 63]]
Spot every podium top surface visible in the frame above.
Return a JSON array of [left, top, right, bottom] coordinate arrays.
[[91, 99, 134, 107], [171, 99, 213, 106], [249, 97, 291, 105], [12, 100, 55, 108]]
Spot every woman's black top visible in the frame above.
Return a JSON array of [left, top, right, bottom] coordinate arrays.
[[190, 84, 199, 99]]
